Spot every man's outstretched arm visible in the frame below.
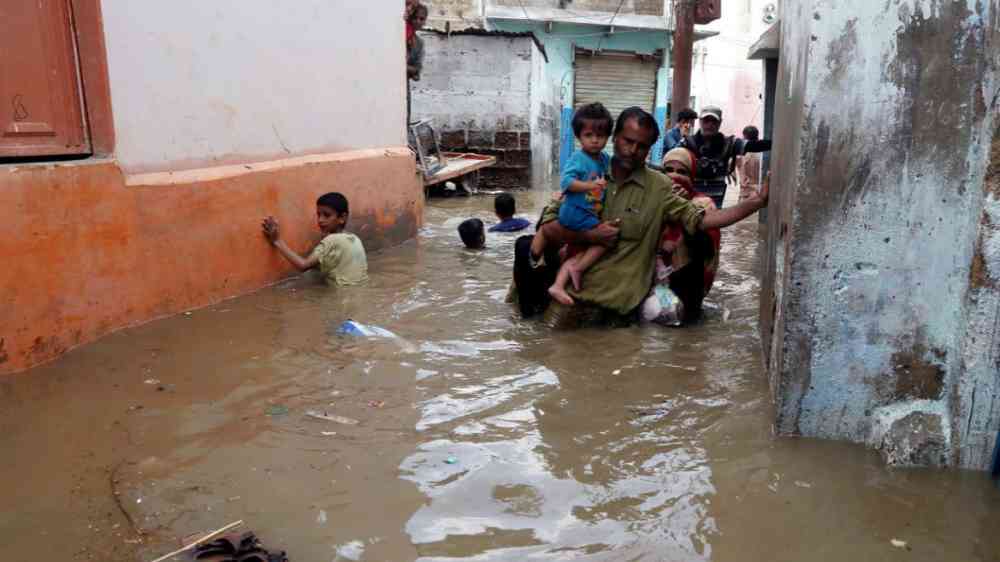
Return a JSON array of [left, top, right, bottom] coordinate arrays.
[[700, 172, 770, 230]]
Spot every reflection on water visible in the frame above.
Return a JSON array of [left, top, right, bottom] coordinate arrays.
[[2, 191, 1000, 562]]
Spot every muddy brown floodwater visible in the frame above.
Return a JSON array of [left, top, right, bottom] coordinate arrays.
[[3, 191, 1000, 562]]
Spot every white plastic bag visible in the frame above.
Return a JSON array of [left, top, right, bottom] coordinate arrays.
[[640, 285, 685, 327]]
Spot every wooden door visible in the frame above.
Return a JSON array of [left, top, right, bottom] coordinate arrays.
[[0, 0, 89, 158]]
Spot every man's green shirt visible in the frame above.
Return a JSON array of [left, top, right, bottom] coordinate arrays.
[[541, 165, 705, 314]]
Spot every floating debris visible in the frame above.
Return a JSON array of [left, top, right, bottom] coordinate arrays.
[[444, 455, 458, 465], [890, 539, 908, 549], [336, 320, 397, 338], [305, 410, 359, 425], [266, 405, 290, 417]]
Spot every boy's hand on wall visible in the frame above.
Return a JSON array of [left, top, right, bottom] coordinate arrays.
[[262, 216, 281, 244]]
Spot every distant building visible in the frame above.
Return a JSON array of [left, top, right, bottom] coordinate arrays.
[[687, 0, 775, 137]]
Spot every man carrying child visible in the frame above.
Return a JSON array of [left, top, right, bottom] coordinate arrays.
[[517, 106, 769, 324]]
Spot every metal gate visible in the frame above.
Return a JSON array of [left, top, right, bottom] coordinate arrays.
[[573, 49, 659, 152]]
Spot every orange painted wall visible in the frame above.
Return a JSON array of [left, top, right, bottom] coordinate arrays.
[[0, 148, 423, 374]]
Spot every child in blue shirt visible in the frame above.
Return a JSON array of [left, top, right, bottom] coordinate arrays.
[[531, 102, 614, 306], [488, 193, 532, 232]]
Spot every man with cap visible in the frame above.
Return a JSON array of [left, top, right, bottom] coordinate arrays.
[[679, 106, 772, 208]]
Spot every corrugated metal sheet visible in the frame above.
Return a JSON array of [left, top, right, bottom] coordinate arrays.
[[572, 51, 659, 153], [574, 51, 658, 121]]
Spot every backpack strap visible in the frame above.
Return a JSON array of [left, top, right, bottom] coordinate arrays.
[[722, 136, 737, 176]]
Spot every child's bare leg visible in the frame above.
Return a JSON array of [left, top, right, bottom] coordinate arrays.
[[567, 244, 606, 291], [548, 257, 579, 306], [529, 229, 547, 262]]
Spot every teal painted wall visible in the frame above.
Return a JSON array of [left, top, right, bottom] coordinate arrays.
[[492, 21, 671, 173]]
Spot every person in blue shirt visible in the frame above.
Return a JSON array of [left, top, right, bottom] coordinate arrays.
[[663, 107, 698, 152], [530, 102, 615, 306], [488, 193, 532, 232]]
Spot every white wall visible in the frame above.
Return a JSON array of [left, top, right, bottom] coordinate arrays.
[[101, 0, 406, 174]]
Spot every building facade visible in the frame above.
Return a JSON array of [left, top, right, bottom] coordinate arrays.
[[0, 0, 423, 374]]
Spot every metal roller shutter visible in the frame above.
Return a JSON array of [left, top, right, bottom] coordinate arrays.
[[573, 50, 659, 154]]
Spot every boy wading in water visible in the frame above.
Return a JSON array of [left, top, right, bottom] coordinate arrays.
[[262, 192, 369, 286], [531, 103, 616, 306], [458, 218, 486, 249]]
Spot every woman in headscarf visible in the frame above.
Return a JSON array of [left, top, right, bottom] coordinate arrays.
[[640, 147, 722, 325]]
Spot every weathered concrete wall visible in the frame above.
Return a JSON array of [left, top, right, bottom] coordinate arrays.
[[411, 33, 534, 189], [530, 36, 561, 188], [100, 0, 405, 174], [762, 0, 1000, 469], [0, 152, 423, 375]]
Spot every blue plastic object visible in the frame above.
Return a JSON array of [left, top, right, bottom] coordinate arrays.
[[337, 320, 397, 339]]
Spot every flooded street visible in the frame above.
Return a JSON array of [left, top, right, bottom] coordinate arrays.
[[3, 191, 1000, 562]]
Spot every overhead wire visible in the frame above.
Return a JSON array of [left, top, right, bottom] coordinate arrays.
[[596, 0, 628, 52], [515, 0, 531, 21]]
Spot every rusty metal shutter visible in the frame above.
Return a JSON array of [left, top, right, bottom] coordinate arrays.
[[0, 0, 89, 158], [573, 50, 659, 153]]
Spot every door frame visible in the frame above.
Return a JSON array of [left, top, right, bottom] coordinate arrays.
[[69, 0, 114, 157]]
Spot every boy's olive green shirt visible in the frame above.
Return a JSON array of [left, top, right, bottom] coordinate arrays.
[[541, 165, 705, 314], [309, 232, 369, 286]]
